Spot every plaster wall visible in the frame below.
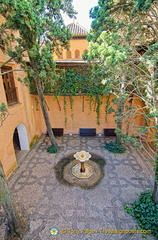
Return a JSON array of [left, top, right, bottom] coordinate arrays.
[[44, 95, 115, 134], [0, 53, 44, 177], [54, 38, 88, 60], [0, 18, 153, 178], [42, 95, 145, 135]]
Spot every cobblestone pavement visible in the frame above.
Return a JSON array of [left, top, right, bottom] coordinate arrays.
[[0, 134, 156, 240]]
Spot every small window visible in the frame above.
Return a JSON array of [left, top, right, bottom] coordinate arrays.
[[75, 49, 80, 58], [66, 50, 71, 59], [1, 66, 18, 106]]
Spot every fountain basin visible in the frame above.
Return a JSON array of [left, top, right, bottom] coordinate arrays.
[[72, 162, 94, 179], [63, 159, 103, 187]]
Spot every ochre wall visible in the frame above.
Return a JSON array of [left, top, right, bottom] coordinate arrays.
[[54, 38, 88, 60], [42, 94, 145, 135], [121, 96, 146, 137], [0, 62, 149, 179], [0, 53, 44, 177], [0, 21, 151, 178], [44, 95, 116, 134]]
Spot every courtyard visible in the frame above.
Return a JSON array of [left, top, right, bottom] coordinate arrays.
[[0, 134, 155, 240]]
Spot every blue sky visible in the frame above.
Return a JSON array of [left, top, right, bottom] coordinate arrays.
[[63, 0, 98, 30]]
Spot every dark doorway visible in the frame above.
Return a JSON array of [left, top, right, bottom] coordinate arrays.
[[13, 128, 21, 150]]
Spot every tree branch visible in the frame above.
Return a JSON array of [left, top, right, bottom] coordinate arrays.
[[0, 69, 29, 76]]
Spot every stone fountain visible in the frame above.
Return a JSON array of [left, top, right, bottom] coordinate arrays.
[[72, 151, 93, 178], [62, 150, 104, 187]]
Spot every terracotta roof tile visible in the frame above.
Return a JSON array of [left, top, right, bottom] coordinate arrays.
[[67, 22, 89, 36]]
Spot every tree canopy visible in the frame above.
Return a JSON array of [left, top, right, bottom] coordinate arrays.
[[88, 0, 158, 43], [0, 0, 76, 149], [88, 0, 158, 206], [0, 1, 76, 238]]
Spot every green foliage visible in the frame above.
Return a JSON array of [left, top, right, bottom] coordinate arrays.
[[0, 0, 76, 88], [35, 97, 40, 111], [0, 102, 8, 113], [47, 145, 58, 154], [37, 67, 106, 125], [154, 154, 158, 184], [89, 0, 156, 41], [29, 134, 39, 149], [0, 102, 9, 127], [115, 128, 142, 149], [30, 67, 105, 97], [49, 67, 105, 96], [88, 0, 158, 205], [140, 42, 158, 67], [132, 0, 154, 15], [104, 141, 126, 154], [124, 190, 158, 238], [63, 96, 67, 127], [0, 0, 76, 148], [82, 49, 89, 60], [89, 32, 129, 68]]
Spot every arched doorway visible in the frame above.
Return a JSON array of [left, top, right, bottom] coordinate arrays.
[[13, 127, 21, 150], [13, 124, 29, 151]]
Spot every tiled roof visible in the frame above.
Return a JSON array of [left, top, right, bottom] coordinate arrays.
[[67, 22, 89, 36]]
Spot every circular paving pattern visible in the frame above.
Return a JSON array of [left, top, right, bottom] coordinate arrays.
[[54, 153, 105, 188]]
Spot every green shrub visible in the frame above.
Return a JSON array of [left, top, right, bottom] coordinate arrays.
[[124, 190, 158, 239], [47, 145, 58, 154], [104, 141, 126, 153]]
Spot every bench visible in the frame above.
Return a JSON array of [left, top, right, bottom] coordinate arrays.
[[104, 128, 116, 136], [79, 128, 96, 136], [47, 128, 64, 136]]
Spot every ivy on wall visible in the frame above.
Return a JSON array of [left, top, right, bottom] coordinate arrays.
[[30, 66, 108, 125]]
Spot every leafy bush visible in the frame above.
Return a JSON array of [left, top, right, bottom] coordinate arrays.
[[47, 145, 58, 154], [124, 191, 158, 238], [104, 141, 126, 153]]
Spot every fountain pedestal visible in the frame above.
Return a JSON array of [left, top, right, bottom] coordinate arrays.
[[81, 162, 85, 172], [73, 151, 92, 177], [72, 162, 94, 179]]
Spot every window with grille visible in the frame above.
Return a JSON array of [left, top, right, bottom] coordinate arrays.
[[1, 66, 18, 106]]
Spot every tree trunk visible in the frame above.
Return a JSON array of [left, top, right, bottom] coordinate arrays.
[[116, 117, 123, 143], [28, 55, 58, 151], [34, 77, 58, 150], [115, 76, 125, 144], [116, 98, 125, 143], [0, 163, 25, 239]]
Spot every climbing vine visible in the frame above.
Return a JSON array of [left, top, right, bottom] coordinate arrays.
[[0, 103, 8, 127], [30, 66, 107, 125], [55, 67, 105, 125], [35, 97, 40, 111], [63, 96, 67, 126]]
